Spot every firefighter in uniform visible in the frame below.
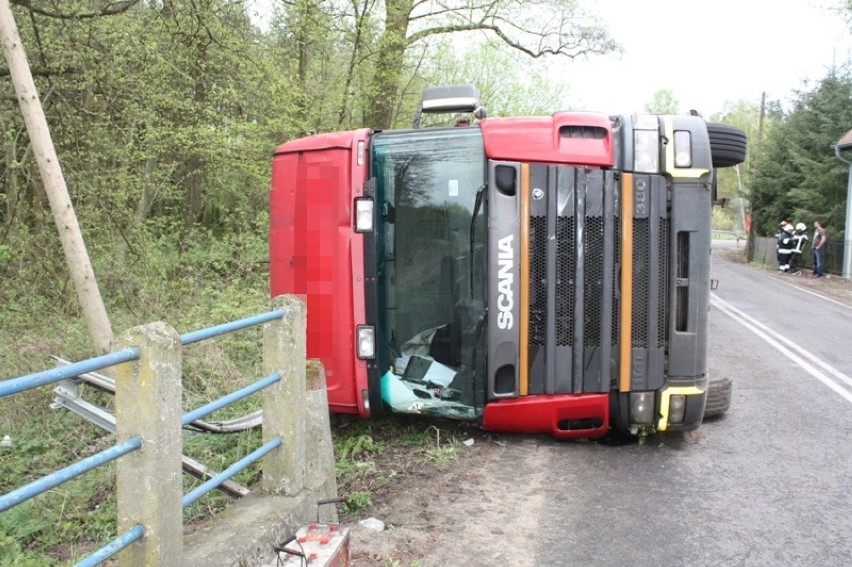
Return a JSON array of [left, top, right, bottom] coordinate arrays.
[[775, 221, 787, 269], [789, 222, 809, 275], [777, 223, 795, 272]]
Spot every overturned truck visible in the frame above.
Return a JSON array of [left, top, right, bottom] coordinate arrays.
[[270, 85, 746, 439]]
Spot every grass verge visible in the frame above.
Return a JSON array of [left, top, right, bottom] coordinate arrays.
[[1, 355, 469, 565]]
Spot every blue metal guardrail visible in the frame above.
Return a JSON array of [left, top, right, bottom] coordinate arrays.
[[0, 348, 140, 398], [0, 308, 285, 566]]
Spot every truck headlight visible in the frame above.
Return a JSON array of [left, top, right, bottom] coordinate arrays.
[[668, 394, 686, 424], [634, 131, 659, 173], [630, 392, 655, 425], [355, 198, 374, 232], [356, 325, 375, 359], [633, 115, 659, 173]]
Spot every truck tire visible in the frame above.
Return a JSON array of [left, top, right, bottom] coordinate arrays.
[[706, 123, 747, 168], [703, 374, 732, 419]]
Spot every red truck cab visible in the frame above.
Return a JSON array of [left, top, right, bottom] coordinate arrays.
[[270, 85, 745, 438]]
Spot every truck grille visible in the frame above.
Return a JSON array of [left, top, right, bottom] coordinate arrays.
[[527, 168, 667, 393], [530, 214, 622, 348], [630, 218, 668, 347]]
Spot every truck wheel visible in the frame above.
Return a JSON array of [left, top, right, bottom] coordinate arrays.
[[706, 123, 747, 168], [703, 374, 732, 419]]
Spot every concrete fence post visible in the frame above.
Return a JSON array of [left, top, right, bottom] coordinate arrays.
[[114, 322, 183, 566], [262, 295, 307, 495], [305, 359, 337, 499]]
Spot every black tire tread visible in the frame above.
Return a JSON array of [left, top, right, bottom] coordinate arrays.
[[706, 122, 747, 168], [703, 375, 732, 419]]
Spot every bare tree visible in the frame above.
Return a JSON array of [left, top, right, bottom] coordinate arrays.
[[9, 0, 142, 19], [362, 0, 619, 128]]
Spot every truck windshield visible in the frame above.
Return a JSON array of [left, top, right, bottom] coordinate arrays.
[[371, 127, 487, 419]]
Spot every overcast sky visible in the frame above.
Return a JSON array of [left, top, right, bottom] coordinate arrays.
[[556, 0, 852, 116], [247, 0, 852, 118]]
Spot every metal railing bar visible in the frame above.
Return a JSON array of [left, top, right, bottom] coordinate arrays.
[[0, 437, 142, 513], [51, 387, 117, 434], [184, 410, 263, 433], [182, 437, 282, 508], [0, 348, 139, 399], [75, 524, 144, 567], [46, 391, 251, 498], [179, 309, 284, 345], [181, 373, 280, 426], [51, 356, 116, 393], [50, 359, 263, 433], [182, 455, 249, 499]]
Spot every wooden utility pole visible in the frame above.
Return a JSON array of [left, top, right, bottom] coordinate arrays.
[[757, 91, 766, 158], [0, 0, 114, 354]]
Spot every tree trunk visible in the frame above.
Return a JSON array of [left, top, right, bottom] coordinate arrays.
[[0, 0, 114, 354], [364, 0, 411, 129], [181, 39, 208, 230], [2, 120, 20, 223], [337, 0, 369, 127]]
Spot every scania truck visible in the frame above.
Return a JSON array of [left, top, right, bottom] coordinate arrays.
[[269, 85, 746, 439]]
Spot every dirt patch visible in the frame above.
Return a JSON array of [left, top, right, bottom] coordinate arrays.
[[780, 270, 852, 302], [333, 416, 508, 566], [336, 417, 633, 566]]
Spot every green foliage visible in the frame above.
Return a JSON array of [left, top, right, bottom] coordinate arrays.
[[0, 287, 271, 563], [636, 425, 657, 446], [709, 98, 769, 204], [424, 439, 460, 467], [749, 69, 852, 239], [333, 426, 386, 488], [330, 415, 469, 519], [421, 424, 461, 467], [645, 89, 680, 114], [711, 206, 735, 232], [341, 491, 373, 514], [0, 404, 117, 564], [0, 0, 621, 293], [418, 40, 570, 121], [183, 428, 264, 524]]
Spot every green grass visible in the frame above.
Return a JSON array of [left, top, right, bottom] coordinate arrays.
[[0, 232, 271, 564], [0, 228, 475, 564], [0, 403, 462, 564], [1, 314, 466, 564], [0, 342, 268, 565]]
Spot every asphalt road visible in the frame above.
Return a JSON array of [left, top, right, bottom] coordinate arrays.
[[532, 241, 852, 566], [355, 240, 852, 567], [538, 241, 852, 566]]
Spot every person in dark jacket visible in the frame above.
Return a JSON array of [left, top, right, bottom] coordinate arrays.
[[812, 220, 827, 277]]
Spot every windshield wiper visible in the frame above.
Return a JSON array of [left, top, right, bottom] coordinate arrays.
[[468, 184, 487, 298]]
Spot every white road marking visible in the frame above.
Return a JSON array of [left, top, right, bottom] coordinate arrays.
[[711, 294, 852, 405], [770, 277, 852, 311]]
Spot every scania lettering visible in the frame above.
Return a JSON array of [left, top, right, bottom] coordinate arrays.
[[496, 235, 514, 330], [269, 85, 746, 438]]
